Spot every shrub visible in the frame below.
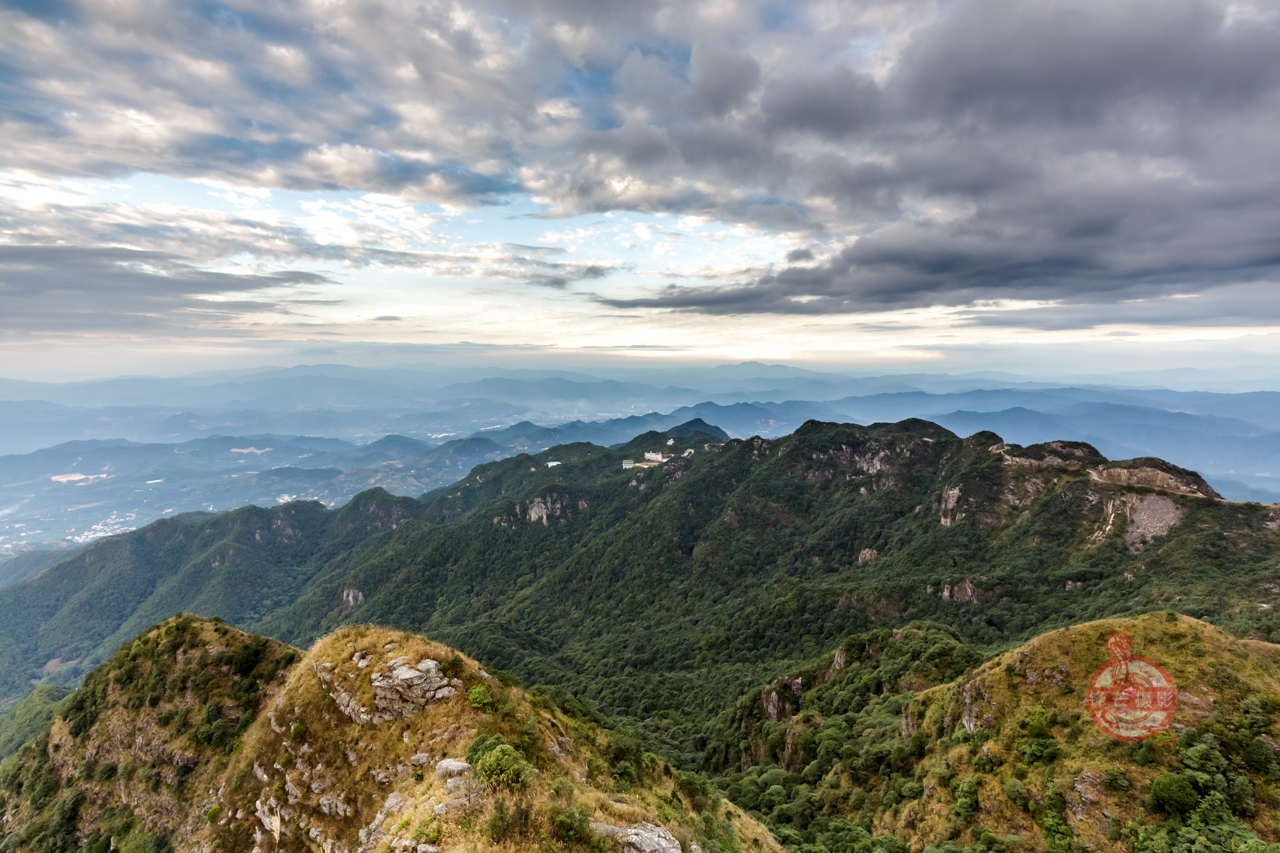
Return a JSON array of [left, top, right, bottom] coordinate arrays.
[[468, 685, 492, 710], [487, 797, 513, 842], [441, 654, 465, 679], [466, 733, 509, 765], [1003, 778, 1029, 810], [144, 836, 173, 853], [1246, 737, 1275, 772], [1104, 765, 1130, 792], [952, 779, 979, 822], [475, 744, 533, 791], [1150, 773, 1199, 815], [549, 803, 592, 846], [290, 723, 306, 742], [552, 776, 575, 803]]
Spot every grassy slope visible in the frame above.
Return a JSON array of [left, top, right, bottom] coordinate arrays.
[[0, 617, 774, 853]]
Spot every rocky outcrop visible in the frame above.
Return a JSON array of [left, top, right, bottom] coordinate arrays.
[[857, 548, 877, 566], [493, 492, 588, 527], [317, 657, 458, 725], [525, 492, 587, 525], [940, 486, 963, 526], [371, 659, 458, 721], [434, 759, 471, 779], [931, 580, 985, 603], [590, 822, 701, 853], [1125, 494, 1182, 552], [1094, 463, 1216, 498], [1001, 441, 1102, 470]]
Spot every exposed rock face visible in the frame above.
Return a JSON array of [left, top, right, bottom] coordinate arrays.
[[1090, 492, 1184, 551], [857, 548, 878, 566], [371, 660, 458, 721], [1126, 494, 1182, 552], [318, 657, 457, 725], [493, 492, 588, 527], [956, 679, 994, 732], [940, 486, 963, 526], [342, 588, 365, 608], [827, 646, 846, 681], [940, 580, 985, 603], [1095, 465, 1213, 497], [764, 691, 783, 723], [590, 822, 701, 853], [526, 492, 588, 524], [854, 447, 890, 474]]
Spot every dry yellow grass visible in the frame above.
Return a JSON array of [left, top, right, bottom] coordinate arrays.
[[4, 618, 777, 853]]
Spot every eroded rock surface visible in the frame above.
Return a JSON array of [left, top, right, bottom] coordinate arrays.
[[318, 656, 458, 725], [590, 822, 702, 853], [371, 659, 458, 721], [1126, 494, 1182, 551]]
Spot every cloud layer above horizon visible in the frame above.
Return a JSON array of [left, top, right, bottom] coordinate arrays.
[[2, 0, 1280, 368]]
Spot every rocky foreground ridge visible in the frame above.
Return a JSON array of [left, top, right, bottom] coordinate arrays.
[[0, 617, 774, 853]]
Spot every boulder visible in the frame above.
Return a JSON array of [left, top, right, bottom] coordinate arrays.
[[589, 822, 697, 853], [435, 758, 471, 779]]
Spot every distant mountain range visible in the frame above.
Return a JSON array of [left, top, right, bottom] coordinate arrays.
[[0, 418, 730, 553], [4, 364, 1280, 559]]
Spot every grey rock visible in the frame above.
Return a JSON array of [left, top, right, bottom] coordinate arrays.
[[433, 795, 479, 815], [435, 758, 471, 779], [590, 822, 685, 853]]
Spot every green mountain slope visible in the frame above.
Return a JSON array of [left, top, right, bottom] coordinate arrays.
[[1, 419, 1277, 764], [702, 612, 1280, 852]]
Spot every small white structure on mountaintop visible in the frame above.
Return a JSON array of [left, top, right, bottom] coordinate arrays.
[[622, 459, 636, 469], [546, 461, 561, 467]]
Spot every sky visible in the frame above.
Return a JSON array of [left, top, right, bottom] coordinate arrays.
[[2, 0, 1280, 381]]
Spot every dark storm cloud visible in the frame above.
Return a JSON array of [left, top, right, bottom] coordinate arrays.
[[761, 66, 881, 139], [0, 245, 330, 332], [3, 0, 1280, 323], [684, 42, 761, 118]]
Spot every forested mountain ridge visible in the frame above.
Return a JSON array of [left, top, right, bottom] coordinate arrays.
[[1, 419, 1277, 767]]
